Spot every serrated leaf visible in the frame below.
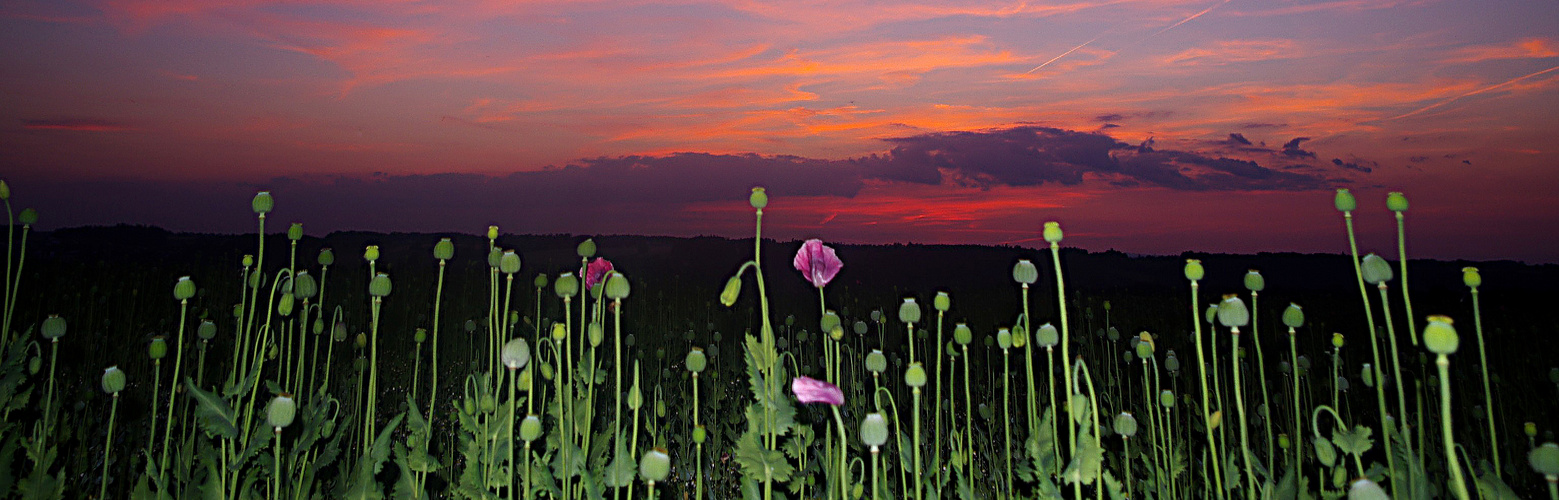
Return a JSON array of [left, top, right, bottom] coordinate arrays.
[[1332, 425, 1373, 456], [184, 378, 238, 439]]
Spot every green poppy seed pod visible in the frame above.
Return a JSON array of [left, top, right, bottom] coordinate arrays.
[[1036, 323, 1059, 348], [904, 362, 927, 388], [1165, 351, 1180, 373], [1203, 303, 1219, 325], [434, 238, 454, 260], [551, 323, 567, 342], [1422, 315, 1459, 355], [198, 320, 217, 340], [414, 328, 426, 343], [0, 180, 8, 200], [605, 272, 630, 300], [363, 245, 380, 263], [1114, 412, 1138, 438], [934, 291, 950, 312], [628, 383, 642, 410], [1282, 303, 1304, 328], [1184, 259, 1204, 281], [18, 208, 37, 225], [686, 348, 707, 373], [1159, 390, 1175, 408], [1107, 327, 1120, 342], [861, 413, 889, 447], [821, 310, 841, 333], [287, 222, 303, 241], [295, 271, 318, 300], [1012, 259, 1038, 284], [830, 325, 844, 341], [1334, 188, 1356, 212], [502, 338, 530, 370], [1386, 191, 1408, 213], [173, 276, 197, 301], [898, 298, 920, 324], [1349, 478, 1389, 500], [853, 321, 868, 335], [355, 332, 368, 348], [1135, 333, 1155, 359], [749, 187, 768, 209], [719, 276, 741, 307], [317, 248, 333, 266], [252, 191, 273, 214], [277, 293, 295, 316], [1462, 267, 1481, 289], [369, 273, 391, 297], [1244, 270, 1265, 292], [996, 328, 1012, 349], [1360, 253, 1394, 284], [1043, 221, 1063, 244], [464, 320, 477, 333], [576, 238, 596, 258], [693, 425, 707, 444], [954, 323, 972, 345], [588, 322, 604, 347], [268, 393, 296, 429], [498, 250, 521, 275], [101, 366, 126, 394], [243, 254, 255, 268], [487, 225, 499, 241], [555, 273, 579, 298], [149, 336, 167, 359], [520, 414, 543, 442], [41, 314, 66, 340], [640, 447, 671, 482], [1218, 295, 1250, 328], [487, 247, 502, 268], [866, 350, 887, 373], [534, 273, 548, 288]]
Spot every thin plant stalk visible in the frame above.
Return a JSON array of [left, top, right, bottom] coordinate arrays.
[[1230, 325, 1256, 499], [1342, 208, 1399, 495], [1435, 353, 1470, 500], [1048, 240, 1076, 461], [832, 405, 849, 500], [1251, 291, 1275, 476], [102, 392, 120, 500], [962, 344, 974, 483], [3, 217, 28, 342], [1001, 345, 1013, 497], [1189, 279, 1225, 499], [1468, 283, 1498, 475]]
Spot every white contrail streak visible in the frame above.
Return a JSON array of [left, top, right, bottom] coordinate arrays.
[[1146, 0, 1230, 40], [1384, 64, 1559, 121], [1025, 31, 1111, 74]]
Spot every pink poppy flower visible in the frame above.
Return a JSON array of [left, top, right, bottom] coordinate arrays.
[[791, 376, 844, 406], [792, 239, 842, 288], [585, 257, 614, 290]]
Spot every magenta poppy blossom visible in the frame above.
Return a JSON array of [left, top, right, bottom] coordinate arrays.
[[585, 257, 614, 289], [791, 376, 844, 406], [793, 239, 842, 288]]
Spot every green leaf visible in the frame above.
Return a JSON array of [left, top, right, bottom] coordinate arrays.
[[184, 378, 238, 439], [341, 413, 405, 500], [1332, 425, 1373, 456], [1062, 437, 1104, 485]]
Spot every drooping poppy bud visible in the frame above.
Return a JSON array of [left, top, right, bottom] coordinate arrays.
[[588, 322, 604, 347], [719, 276, 742, 307], [294, 271, 317, 300], [277, 292, 294, 316]]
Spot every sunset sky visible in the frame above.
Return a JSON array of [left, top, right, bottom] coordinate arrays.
[[3, 0, 1557, 262]]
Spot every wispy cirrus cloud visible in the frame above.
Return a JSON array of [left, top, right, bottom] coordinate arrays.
[[21, 118, 136, 131]]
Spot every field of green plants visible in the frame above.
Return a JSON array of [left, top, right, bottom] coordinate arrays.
[[0, 181, 1555, 499]]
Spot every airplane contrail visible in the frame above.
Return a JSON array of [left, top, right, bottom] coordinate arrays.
[[1385, 64, 1559, 121], [1025, 31, 1112, 74], [1020, 1, 1228, 76], [1146, 0, 1231, 40]]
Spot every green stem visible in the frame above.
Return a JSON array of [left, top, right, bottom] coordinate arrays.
[[1345, 212, 1398, 495], [934, 309, 944, 485], [1049, 242, 1076, 466], [1189, 281, 1224, 499], [912, 385, 923, 500], [1001, 347, 1012, 498], [694, 372, 703, 500], [1289, 327, 1304, 473], [3, 224, 27, 342], [832, 405, 849, 500], [102, 393, 119, 500], [273, 428, 283, 500], [365, 295, 382, 451], [1230, 327, 1256, 499], [962, 344, 974, 481], [1436, 354, 1470, 500], [1021, 285, 1038, 442], [1470, 287, 1498, 475], [1395, 212, 1418, 346], [508, 367, 517, 500], [1251, 291, 1275, 477], [1376, 282, 1417, 485], [147, 358, 160, 456]]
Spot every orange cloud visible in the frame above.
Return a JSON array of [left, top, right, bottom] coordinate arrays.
[[1163, 39, 1297, 66], [1445, 37, 1559, 64]]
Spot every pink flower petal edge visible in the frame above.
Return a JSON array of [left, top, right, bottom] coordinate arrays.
[[791, 376, 844, 406], [792, 239, 842, 288], [585, 257, 614, 289]]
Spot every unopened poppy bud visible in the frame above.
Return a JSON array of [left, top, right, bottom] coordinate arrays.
[[686, 348, 707, 373], [606, 272, 630, 300], [749, 187, 767, 209], [520, 414, 543, 442], [533, 273, 548, 288], [954, 323, 972, 345], [18, 208, 36, 225], [1244, 270, 1265, 292], [640, 447, 671, 482], [904, 362, 927, 387], [861, 413, 888, 447], [278, 292, 294, 316], [369, 273, 392, 297], [1036, 323, 1059, 348], [576, 238, 597, 258], [996, 328, 1012, 349], [317, 248, 333, 266], [149, 336, 167, 359], [102, 366, 126, 394], [1218, 295, 1249, 328], [1012, 259, 1038, 284], [199, 320, 217, 340], [462, 399, 476, 416], [1043, 221, 1063, 244], [1184, 259, 1204, 281], [252, 191, 273, 214], [1209, 410, 1222, 431], [355, 332, 368, 348], [363, 245, 380, 263], [0, 180, 8, 200], [500, 250, 521, 274], [866, 350, 886, 373], [1386, 191, 1408, 212], [502, 338, 530, 370], [588, 322, 603, 347], [1114, 412, 1138, 438], [414, 328, 426, 343], [480, 393, 495, 413], [718, 276, 742, 307], [821, 310, 841, 332], [434, 238, 454, 260], [287, 222, 303, 241], [692, 424, 707, 444], [268, 393, 296, 429], [628, 383, 642, 410], [555, 273, 579, 298], [41, 314, 66, 340], [1361, 253, 1394, 284], [294, 271, 317, 300], [1462, 267, 1481, 289], [1282, 303, 1304, 329], [331, 322, 346, 341], [1334, 188, 1356, 212], [934, 291, 950, 312], [1422, 315, 1458, 355], [487, 225, 499, 241], [1070, 393, 1090, 424]]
